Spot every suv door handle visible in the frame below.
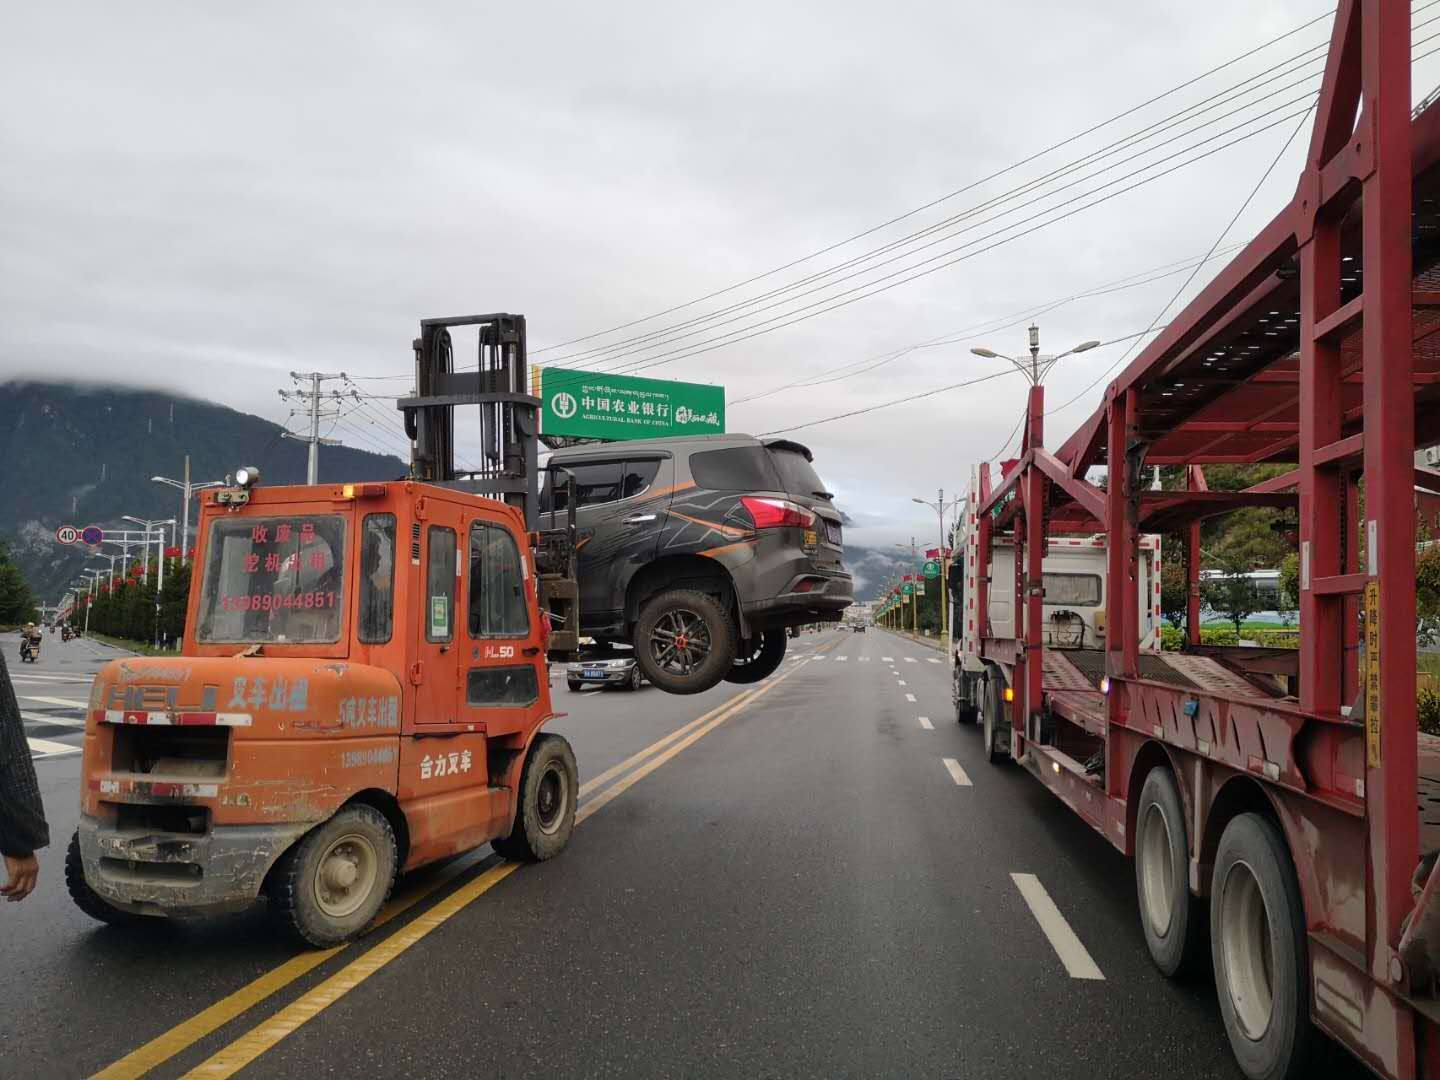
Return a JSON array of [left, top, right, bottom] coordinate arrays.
[[622, 514, 657, 523]]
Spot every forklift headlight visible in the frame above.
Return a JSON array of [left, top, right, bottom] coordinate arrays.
[[234, 466, 261, 489]]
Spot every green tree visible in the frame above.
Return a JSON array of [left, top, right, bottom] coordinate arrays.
[[1202, 550, 1262, 637], [1159, 551, 1189, 629], [1277, 552, 1300, 626], [0, 543, 38, 624]]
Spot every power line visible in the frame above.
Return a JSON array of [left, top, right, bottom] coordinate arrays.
[[530, 7, 1338, 358]]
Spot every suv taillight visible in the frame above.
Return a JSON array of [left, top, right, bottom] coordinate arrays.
[[740, 496, 815, 529]]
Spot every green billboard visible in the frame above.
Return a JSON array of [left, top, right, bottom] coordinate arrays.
[[536, 366, 724, 441]]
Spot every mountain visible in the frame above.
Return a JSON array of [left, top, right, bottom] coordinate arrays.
[[844, 544, 919, 601], [0, 381, 408, 602]]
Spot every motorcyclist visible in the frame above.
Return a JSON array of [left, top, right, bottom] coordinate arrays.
[[18, 623, 40, 661]]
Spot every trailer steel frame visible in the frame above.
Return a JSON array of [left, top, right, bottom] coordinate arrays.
[[975, 3, 1440, 1074]]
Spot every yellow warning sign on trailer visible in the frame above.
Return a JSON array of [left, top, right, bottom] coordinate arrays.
[[1365, 580, 1381, 768]]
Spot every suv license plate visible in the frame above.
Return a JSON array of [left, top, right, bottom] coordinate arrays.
[[823, 519, 842, 544]]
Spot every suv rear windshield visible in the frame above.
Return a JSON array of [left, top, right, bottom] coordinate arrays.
[[196, 515, 347, 643], [689, 447, 782, 491], [767, 446, 832, 499]]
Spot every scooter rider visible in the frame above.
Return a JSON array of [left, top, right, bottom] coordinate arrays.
[[19, 623, 40, 660]]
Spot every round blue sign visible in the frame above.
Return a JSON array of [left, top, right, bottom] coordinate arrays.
[[81, 525, 104, 546]]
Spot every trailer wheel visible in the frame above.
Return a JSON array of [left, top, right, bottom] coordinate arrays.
[[982, 668, 1010, 764], [1135, 768, 1204, 977], [269, 804, 397, 948], [492, 734, 578, 862], [635, 589, 737, 695], [724, 631, 786, 684], [1210, 813, 1312, 1080], [65, 831, 150, 927]]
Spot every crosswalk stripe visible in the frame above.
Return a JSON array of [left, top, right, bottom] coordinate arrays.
[[882, 656, 894, 662], [904, 657, 917, 663], [835, 656, 847, 661], [904, 693, 917, 702], [21, 695, 89, 709], [926, 658, 943, 663], [897, 680, 907, 686], [29, 737, 80, 757], [22, 713, 86, 729]]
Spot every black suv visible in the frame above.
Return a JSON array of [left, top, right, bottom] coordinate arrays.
[[541, 434, 852, 693]]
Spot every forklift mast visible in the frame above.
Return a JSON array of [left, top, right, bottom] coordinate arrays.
[[397, 313, 579, 655]]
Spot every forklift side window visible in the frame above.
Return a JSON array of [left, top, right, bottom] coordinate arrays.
[[467, 522, 530, 638], [358, 514, 396, 644], [426, 527, 456, 643]]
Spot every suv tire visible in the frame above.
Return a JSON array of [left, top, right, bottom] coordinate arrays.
[[635, 589, 738, 695], [724, 630, 787, 684]]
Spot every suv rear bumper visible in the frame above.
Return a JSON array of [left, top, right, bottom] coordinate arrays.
[[77, 814, 308, 917], [742, 568, 853, 627]]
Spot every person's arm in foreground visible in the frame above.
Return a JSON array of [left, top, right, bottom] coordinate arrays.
[[0, 647, 49, 900]]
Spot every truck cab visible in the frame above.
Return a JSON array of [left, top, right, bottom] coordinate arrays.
[[69, 472, 578, 946]]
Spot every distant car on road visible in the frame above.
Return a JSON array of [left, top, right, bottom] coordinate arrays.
[[542, 434, 853, 694], [851, 623, 866, 632], [567, 655, 645, 692]]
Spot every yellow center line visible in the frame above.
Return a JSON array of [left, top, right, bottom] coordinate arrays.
[[89, 851, 491, 1080], [175, 657, 816, 1079]]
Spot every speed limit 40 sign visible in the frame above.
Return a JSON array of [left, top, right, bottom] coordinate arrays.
[[55, 525, 79, 545]]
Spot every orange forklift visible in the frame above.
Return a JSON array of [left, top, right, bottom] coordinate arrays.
[[67, 314, 582, 945]]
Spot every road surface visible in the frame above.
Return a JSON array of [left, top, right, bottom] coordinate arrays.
[[2, 628, 1362, 1078]]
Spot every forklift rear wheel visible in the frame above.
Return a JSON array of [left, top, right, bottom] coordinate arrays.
[[635, 589, 737, 695], [982, 670, 1011, 764], [1135, 767, 1205, 978], [723, 631, 787, 684], [269, 804, 397, 947], [65, 831, 151, 927], [1210, 813, 1312, 1080], [493, 734, 578, 862]]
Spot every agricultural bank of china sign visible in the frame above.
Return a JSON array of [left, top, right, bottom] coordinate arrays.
[[536, 366, 724, 441]]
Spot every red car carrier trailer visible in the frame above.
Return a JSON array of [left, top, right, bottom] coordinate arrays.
[[956, 2, 1440, 1076]]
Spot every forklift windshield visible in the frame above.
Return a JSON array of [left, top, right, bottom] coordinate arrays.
[[195, 514, 348, 643]]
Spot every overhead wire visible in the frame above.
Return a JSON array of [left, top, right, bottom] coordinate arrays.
[[528, 7, 1339, 358]]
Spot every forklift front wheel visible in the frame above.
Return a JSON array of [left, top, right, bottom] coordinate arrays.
[[493, 734, 578, 862], [268, 804, 397, 948]]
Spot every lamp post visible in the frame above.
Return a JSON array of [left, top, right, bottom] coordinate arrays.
[[970, 324, 1101, 387], [122, 516, 177, 649], [152, 457, 224, 564], [912, 489, 966, 648]]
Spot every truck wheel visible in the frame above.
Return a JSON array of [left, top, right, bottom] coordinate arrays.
[[635, 589, 737, 695], [65, 831, 150, 927], [724, 631, 786, 684], [1210, 813, 1312, 1080], [1135, 767, 1204, 977], [493, 734, 578, 862], [269, 804, 397, 948], [982, 670, 1010, 764]]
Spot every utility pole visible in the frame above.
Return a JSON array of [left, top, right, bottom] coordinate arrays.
[[153, 455, 225, 563], [280, 372, 346, 484]]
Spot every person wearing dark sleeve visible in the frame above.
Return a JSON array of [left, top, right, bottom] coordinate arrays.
[[0, 645, 49, 901]]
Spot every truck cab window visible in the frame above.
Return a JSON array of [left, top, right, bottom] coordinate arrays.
[[469, 522, 530, 637], [358, 513, 396, 643]]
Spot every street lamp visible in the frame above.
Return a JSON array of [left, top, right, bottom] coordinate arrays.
[[153, 457, 224, 564], [912, 489, 966, 648], [121, 516, 177, 586], [971, 324, 1101, 385]]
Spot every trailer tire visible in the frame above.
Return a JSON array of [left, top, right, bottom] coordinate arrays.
[[1210, 813, 1312, 1080], [724, 631, 786, 684], [982, 668, 1010, 764], [268, 804, 397, 948], [65, 831, 151, 927], [492, 734, 577, 862], [635, 589, 737, 695], [1135, 767, 1204, 978]]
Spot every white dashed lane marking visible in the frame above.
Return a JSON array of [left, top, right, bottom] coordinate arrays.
[[926, 658, 942, 664], [918, 716, 934, 730], [897, 680, 907, 686], [904, 657, 917, 663], [904, 693, 917, 702], [835, 656, 847, 661], [882, 656, 894, 662], [942, 757, 971, 785], [1011, 873, 1106, 981]]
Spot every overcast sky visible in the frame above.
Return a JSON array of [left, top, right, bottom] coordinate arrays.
[[5, 2, 1438, 558]]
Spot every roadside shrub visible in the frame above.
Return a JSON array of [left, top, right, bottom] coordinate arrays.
[[1419, 686, 1440, 736]]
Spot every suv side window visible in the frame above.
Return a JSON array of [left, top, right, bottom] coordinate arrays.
[[620, 459, 660, 498], [689, 446, 782, 491], [572, 462, 624, 507]]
